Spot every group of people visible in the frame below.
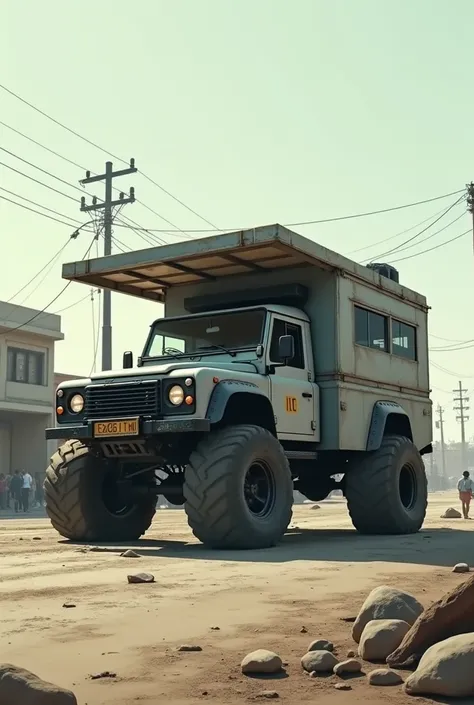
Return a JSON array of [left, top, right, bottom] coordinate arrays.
[[0, 470, 41, 513]]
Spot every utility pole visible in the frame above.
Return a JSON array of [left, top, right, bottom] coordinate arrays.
[[435, 404, 446, 481], [453, 381, 469, 472], [467, 182, 474, 253], [80, 160, 137, 371]]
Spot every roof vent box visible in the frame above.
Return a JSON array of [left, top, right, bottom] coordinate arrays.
[[366, 262, 399, 284]]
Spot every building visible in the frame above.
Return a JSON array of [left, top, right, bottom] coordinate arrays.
[[0, 300, 64, 487]]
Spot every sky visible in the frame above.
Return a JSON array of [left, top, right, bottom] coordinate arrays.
[[1, 0, 473, 441]]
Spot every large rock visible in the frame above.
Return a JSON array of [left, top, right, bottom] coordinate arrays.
[[301, 650, 338, 673], [241, 650, 282, 675], [352, 586, 423, 643], [358, 619, 410, 661], [0, 664, 77, 704], [441, 507, 462, 519], [367, 668, 403, 686], [388, 574, 474, 667], [307, 639, 333, 652], [333, 659, 362, 675], [405, 633, 474, 697]]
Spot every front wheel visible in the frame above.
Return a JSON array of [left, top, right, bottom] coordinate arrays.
[[345, 435, 427, 535], [44, 440, 156, 541], [183, 425, 293, 549]]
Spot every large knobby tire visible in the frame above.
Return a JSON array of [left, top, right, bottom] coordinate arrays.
[[44, 439, 156, 541], [183, 425, 293, 549], [345, 435, 427, 535]]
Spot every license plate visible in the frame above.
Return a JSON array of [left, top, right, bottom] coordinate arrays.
[[93, 418, 139, 437]]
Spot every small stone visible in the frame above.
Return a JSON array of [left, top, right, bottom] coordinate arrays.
[[441, 507, 462, 519], [367, 668, 403, 686], [300, 626, 308, 633], [256, 691, 279, 699], [347, 650, 356, 657], [62, 602, 76, 609], [241, 650, 282, 675], [32, 536, 42, 540], [452, 563, 469, 573], [301, 650, 338, 673], [311, 504, 320, 510], [177, 645, 202, 652], [308, 639, 333, 652], [127, 573, 155, 584], [89, 546, 113, 552], [90, 671, 117, 680], [334, 682, 352, 690], [210, 626, 220, 631], [340, 616, 356, 623], [334, 659, 362, 675], [120, 549, 141, 558]]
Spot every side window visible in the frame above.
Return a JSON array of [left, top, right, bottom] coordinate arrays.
[[270, 319, 305, 369], [392, 319, 417, 360], [354, 306, 389, 352]]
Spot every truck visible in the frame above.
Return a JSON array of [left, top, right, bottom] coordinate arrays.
[[45, 224, 432, 549]]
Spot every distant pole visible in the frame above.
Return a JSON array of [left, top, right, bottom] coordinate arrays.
[[453, 381, 470, 472], [467, 182, 474, 253], [436, 404, 446, 478], [80, 160, 137, 370]]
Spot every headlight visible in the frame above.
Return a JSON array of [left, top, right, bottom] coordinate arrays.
[[168, 385, 184, 406], [69, 393, 85, 414]]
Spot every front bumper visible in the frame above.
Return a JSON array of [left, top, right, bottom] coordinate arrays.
[[45, 417, 211, 441]]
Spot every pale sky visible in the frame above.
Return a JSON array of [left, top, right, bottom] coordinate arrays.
[[1, 0, 473, 440]]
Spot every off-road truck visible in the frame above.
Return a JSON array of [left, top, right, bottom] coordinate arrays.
[[45, 224, 432, 549]]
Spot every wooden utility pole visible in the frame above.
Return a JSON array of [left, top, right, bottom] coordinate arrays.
[[453, 382, 470, 472], [467, 182, 474, 252], [436, 404, 446, 479], [80, 160, 137, 371]]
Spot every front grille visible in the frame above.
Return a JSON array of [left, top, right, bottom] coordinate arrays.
[[85, 381, 161, 419]]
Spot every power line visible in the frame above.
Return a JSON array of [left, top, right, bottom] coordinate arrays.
[[52, 292, 91, 314], [363, 195, 466, 262], [0, 186, 83, 224], [4, 239, 71, 306], [0, 193, 93, 229], [388, 228, 471, 264], [431, 360, 474, 379], [0, 160, 78, 202], [0, 145, 87, 196], [0, 82, 219, 230]]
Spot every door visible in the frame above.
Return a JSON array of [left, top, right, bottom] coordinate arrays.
[[268, 317, 315, 439]]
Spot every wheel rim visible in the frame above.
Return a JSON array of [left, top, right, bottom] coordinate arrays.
[[102, 473, 135, 517], [243, 460, 276, 517], [399, 463, 417, 510]]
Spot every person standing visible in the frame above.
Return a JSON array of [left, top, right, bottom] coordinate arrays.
[[21, 470, 33, 513], [10, 470, 23, 513], [457, 470, 474, 519]]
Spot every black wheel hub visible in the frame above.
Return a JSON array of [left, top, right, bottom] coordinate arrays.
[[243, 460, 276, 518], [399, 462, 417, 510]]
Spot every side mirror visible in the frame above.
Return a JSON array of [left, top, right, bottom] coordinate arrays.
[[278, 335, 294, 363], [123, 351, 133, 369]]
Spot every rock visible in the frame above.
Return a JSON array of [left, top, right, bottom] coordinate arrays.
[[62, 602, 76, 609], [0, 663, 77, 704], [358, 619, 410, 661], [335, 682, 352, 690], [210, 626, 220, 631], [90, 671, 116, 680], [301, 650, 338, 673], [441, 507, 462, 519], [120, 550, 141, 558], [32, 537, 42, 540], [367, 668, 403, 686], [453, 562, 469, 573], [352, 585, 423, 643], [311, 504, 320, 510], [241, 650, 282, 675], [307, 639, 333, 652], [177, 645, 202, 652], [405, 633, 474, 697], [127, 573, 155, 584], [340, 616, 356, 623], [347, 650, 356, 657], [334, 659, 362, 675], [300, 626, 308, 633], [89, 546, 113, 552], [256, 691, 279, 699], [388, 574, 474, 667]]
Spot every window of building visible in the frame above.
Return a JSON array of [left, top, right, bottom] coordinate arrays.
[[7, 348, 45, 385], [270, 319, 305, 369], [354, 306, 389, 352], [392, 319, 417, 360]]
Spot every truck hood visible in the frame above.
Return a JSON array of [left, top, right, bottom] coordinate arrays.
[[90, 360, 258, 382]]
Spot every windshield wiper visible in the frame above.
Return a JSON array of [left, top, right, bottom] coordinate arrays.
[[196, 344, 236, 357]]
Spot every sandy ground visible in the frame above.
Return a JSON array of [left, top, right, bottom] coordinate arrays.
[[0, 491, 472, 704]]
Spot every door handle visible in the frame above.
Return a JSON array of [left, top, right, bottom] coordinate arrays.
[[302, 392, 312, 398]]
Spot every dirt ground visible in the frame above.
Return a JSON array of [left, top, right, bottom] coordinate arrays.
[[0, 491, 472, 705]]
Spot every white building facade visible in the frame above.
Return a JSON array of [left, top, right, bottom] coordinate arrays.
[[0, 301, 64, 485]]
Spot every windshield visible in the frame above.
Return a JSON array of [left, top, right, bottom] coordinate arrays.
[[144, 309, 266, 358]]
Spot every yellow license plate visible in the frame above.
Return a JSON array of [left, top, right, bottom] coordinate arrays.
[[93, 418, 139, 437]]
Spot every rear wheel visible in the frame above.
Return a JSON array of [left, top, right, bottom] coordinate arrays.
[[44, 440, 156, 541], [183, 424, 293, 549], [345, 435, 427, 535]]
